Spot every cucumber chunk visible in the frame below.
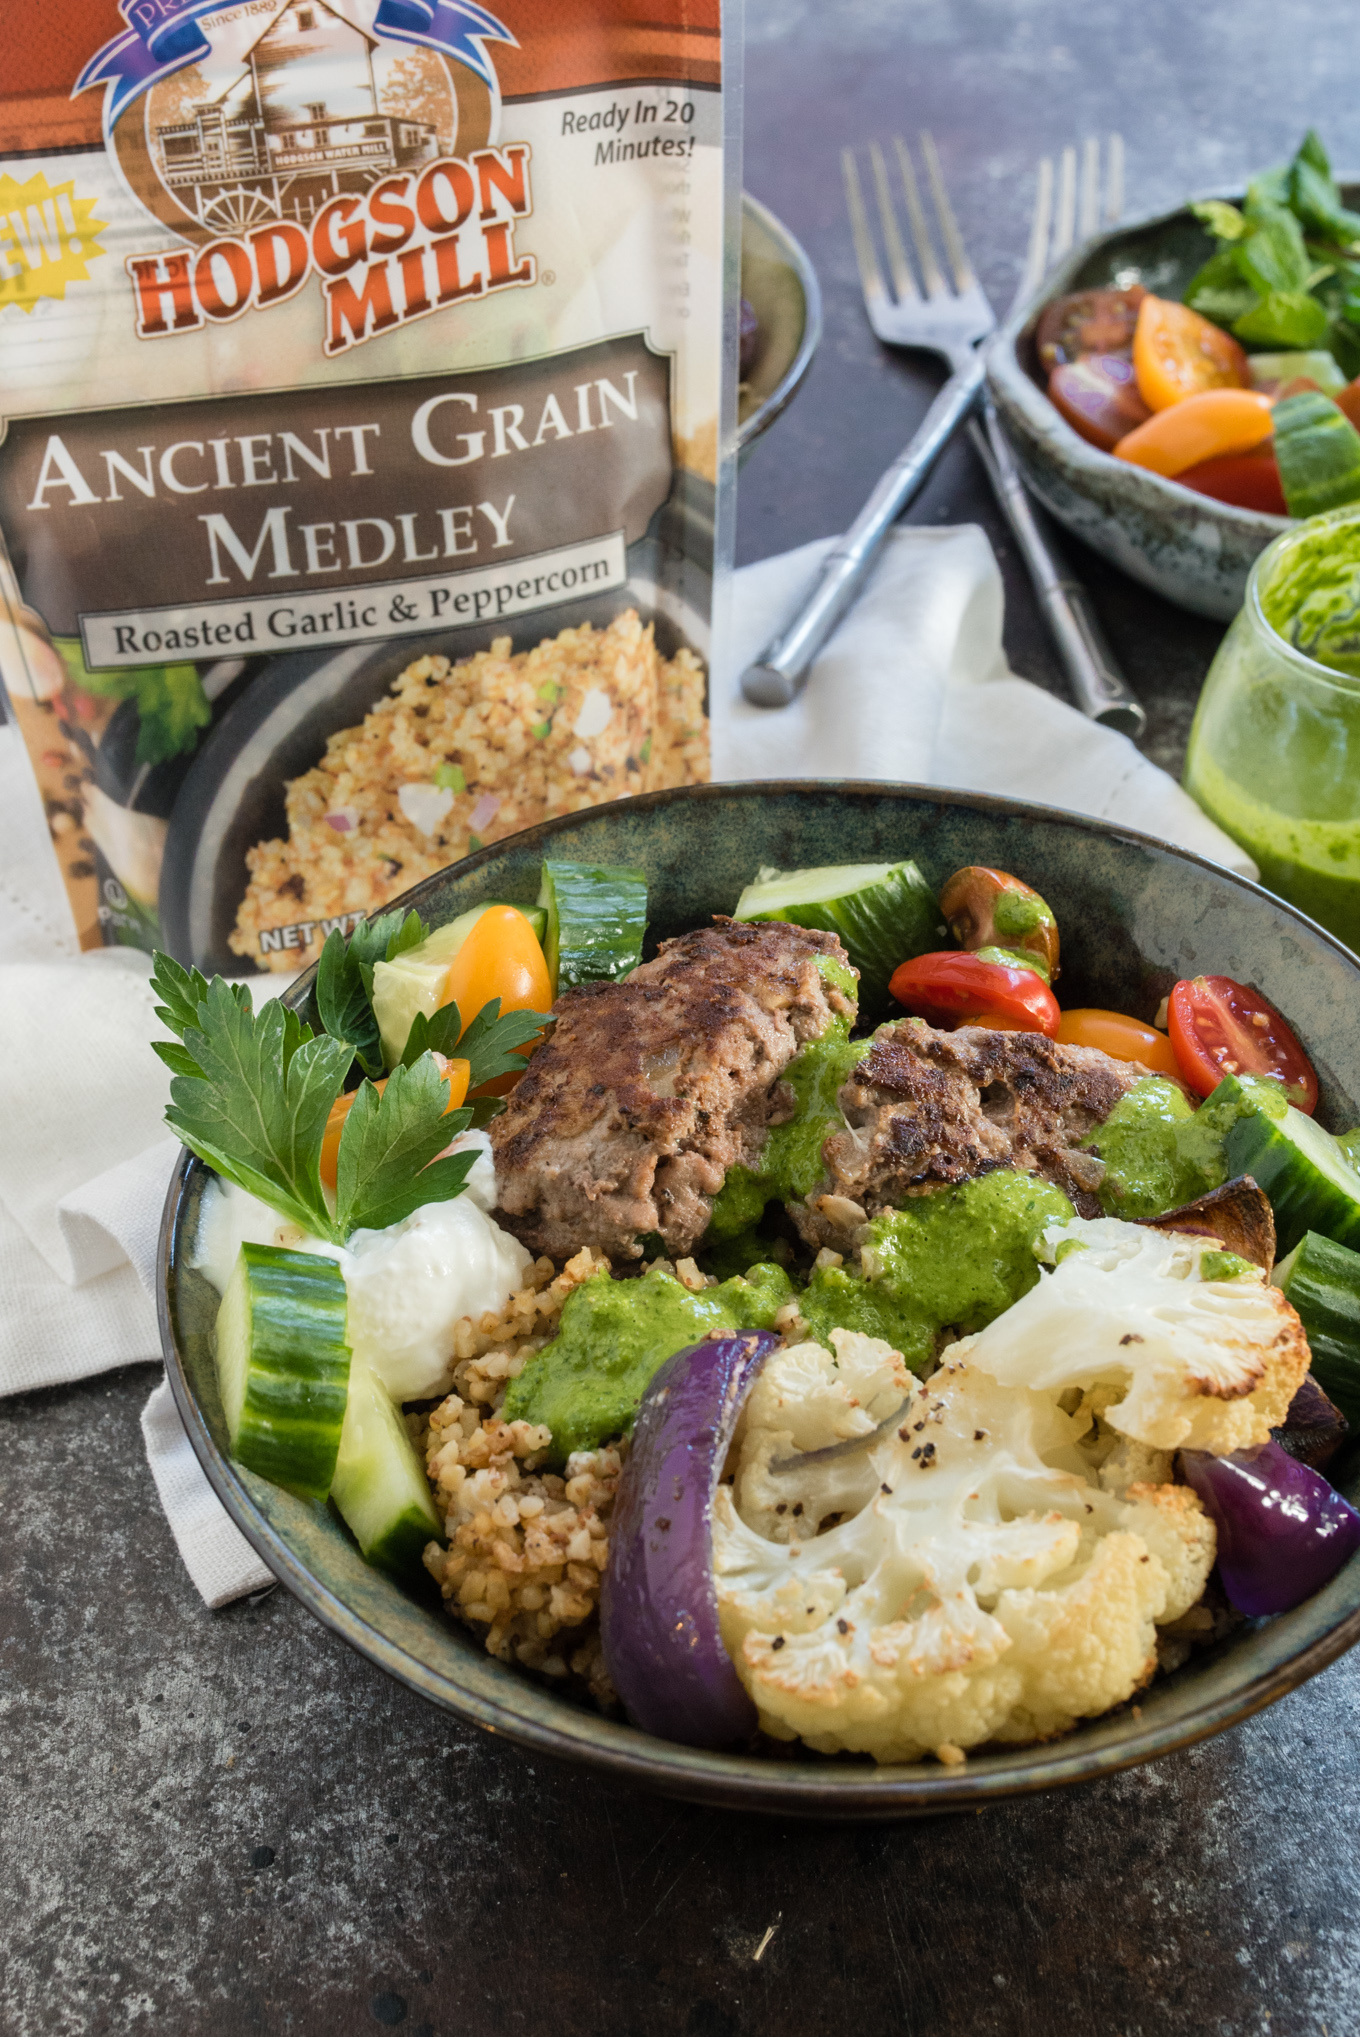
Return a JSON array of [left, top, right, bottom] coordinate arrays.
[[538, 860, 648, 992], [372, 903, 546, 1066], [330, 1360, 443, 1577], [1275, 1232, 1360, 1427], [732, 860, 941, 1011], [215, 1243, 351, 1501], [1226, 1094, 1360, 1256]]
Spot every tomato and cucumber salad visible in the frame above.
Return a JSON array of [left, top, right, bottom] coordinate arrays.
[[1031, 131, 1360, 519]]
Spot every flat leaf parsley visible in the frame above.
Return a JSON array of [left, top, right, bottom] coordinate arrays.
[[152, 917, 550, 1244]]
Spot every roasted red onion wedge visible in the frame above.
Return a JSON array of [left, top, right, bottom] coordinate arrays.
[[1179, 1439, 1360, 1617], [601, 1331, 778, 1747]]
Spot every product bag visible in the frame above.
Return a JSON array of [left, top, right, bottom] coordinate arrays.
[[1, 0, 738, 972]]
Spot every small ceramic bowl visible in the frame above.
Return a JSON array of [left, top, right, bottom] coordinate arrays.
[[158, 783, 1360, 1817], [985, 188, 1359, 621], [738, 193, 822, 457]]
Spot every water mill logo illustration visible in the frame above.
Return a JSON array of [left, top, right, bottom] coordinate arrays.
[[77, 0, 538, 352]]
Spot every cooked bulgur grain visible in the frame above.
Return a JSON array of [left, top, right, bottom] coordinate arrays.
[[415, 1244, 619, 1699], [231, 610, 708, 971]]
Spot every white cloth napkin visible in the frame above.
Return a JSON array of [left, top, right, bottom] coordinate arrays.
[[0, 522, 1254, 1612], [712, 525, 1256, 874]]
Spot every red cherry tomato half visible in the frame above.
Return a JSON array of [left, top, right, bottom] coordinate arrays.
[[1167, 976, 1318, 1112], [888, 953, 1061, 1037], [1176, 447, 1287, 515], [1048, 355, 1151, 451]]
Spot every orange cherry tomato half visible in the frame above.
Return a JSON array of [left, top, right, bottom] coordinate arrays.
[[1131, 295, 1250, 412], [319, 1057, 470, 1193], [1175, 446, 1287, 515], [441, 905, 553, 1028], [1114, 387, 1274, 478], [888, 953, 1061, 1037], [1167, 976, 1317, 1112], [1056, 1008, 1182, 1078]]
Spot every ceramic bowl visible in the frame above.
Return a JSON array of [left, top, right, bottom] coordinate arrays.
[[986, 186, 1360, 621], [738, 193, 822, 457], [158, 782, 1360, 1818]]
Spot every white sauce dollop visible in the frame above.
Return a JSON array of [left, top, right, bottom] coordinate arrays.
[[189, 1131, 526, 1404], [343, 1194, 531, 1401]]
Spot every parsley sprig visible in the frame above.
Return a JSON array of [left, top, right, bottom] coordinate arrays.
[[152, 913, 549, 1244]]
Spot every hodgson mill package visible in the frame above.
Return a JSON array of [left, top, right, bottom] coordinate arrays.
[[1, 0, 738, 972]]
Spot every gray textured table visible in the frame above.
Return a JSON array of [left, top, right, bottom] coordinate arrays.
[[8, 4, 1360, 2031]]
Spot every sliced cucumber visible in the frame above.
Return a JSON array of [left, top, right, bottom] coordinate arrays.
[[1226, 1095, 1360, 1257], [330, 1360, 443, 1577], [372, 902, 545, 1066], [215, 1243, 351, 1501], [538, 859, 648, 992], [1275, 1232, 1360, 1427], [733, 860, 941, 1011]]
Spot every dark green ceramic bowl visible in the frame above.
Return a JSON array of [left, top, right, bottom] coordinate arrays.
[[988, 184, 1360, 621], [158, 783, 1360, 1818]]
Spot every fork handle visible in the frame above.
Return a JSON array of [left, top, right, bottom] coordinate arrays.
[[740, 353, 986, 707], [969, 402, 1147, 740]]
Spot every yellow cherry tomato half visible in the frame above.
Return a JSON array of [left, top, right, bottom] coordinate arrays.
[[319, 1056, 470, 1193], [1131, 294, 1250, 412], [1055, 1008, 1181, 1077], [440, 904, 552, 1028], [1113, 387, 1274, 478]]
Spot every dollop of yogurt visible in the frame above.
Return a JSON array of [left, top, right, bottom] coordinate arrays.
[[343, 1195, 531, 1401], [190, 1129, 528, 1404]]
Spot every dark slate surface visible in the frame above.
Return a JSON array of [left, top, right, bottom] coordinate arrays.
[[8, 3, 1360, 2032]]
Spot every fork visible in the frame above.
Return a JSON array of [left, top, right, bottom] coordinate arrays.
[[740, 135, 993, 708], [967, 136, 1147, 737]]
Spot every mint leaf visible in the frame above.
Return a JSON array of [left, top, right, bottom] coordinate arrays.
[[1233, 288, 1330, 349], [167, 979, 349, 1242], [333, 1056, 476, 1235], [1190, 199, 1246, 242]]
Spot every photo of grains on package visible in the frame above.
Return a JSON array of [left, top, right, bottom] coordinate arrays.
[[0, 0, 737, 972]]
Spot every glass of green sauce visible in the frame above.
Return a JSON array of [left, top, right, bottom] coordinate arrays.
[[1184, 506, 1360, 951]]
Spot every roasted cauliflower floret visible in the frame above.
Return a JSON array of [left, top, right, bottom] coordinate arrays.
[[712, 1322, 1218, 1766], [968, 1215, 1310, 1455]]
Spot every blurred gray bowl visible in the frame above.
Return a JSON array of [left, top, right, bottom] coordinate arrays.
[[983, 191, 1360, 620], [738, 193, 822, 458]]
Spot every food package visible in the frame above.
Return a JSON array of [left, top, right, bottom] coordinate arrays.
[[0, 0, 737, 971]]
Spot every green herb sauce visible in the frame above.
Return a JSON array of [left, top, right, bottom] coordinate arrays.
[[1200, 1249, 1257, 1281], [500, 1261, 793, 1463], [801, 1171, 1073, 1368], [707, 1018, 866, 1238], [1088, 1072, 1290, 1219]]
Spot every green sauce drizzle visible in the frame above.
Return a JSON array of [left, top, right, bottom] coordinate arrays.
[[501, 1261, 793, 1464]]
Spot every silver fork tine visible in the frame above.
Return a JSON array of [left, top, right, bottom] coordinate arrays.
[[1105, 132, 1125, 225], [1013, 155, 1053, 315], [869, 140, 918, 302], [920, 131, 976, 293], [1079, 136, 1100, 239], [893, 136, 947, 298], [842, 148, 890, 312], [1052, 144, 1077, 263]]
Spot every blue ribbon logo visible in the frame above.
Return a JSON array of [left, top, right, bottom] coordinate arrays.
[[76, 0, 516, 139]]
